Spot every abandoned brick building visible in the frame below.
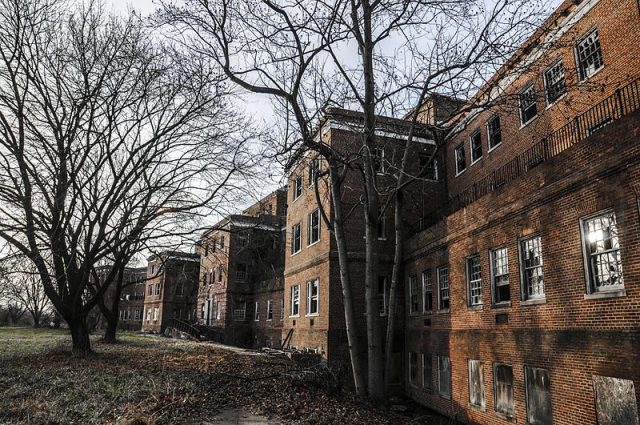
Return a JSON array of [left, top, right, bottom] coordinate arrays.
[[141, 251, 200, 334], [195, 189, 287, 348], [116, 267, 147, 331]]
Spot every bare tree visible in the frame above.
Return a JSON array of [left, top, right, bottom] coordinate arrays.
[[0, 0, 251, 355], [0, 258, 50, 327], [158, 0, 555, 399]]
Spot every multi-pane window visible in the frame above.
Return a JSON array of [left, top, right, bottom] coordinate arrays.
[[215, 300, 221, 320], [306, 279, 319, 316], [290, 285, 300, 316], [418, 153, 438, 180], [409, 352, 419, 386], [308, 209, 320, 245], [409, 276, 419, 314], [437, 266, 450, 310], [544, 60, 567, 104], [422, 270, 433, 313], [525, 366, 553, 425], [153, 307, 159, 321], [455, 144, 466, 175], [494, 364, 514, 418], [293, 174, 303, 199], [378, 276, 389, 316], [438, 355, 451, 399], [491, 247, 510, 304], [487, 115, 501, 150], [291, 222, 302, 254], [519, 84, 538, 125], [155, 283, 161, 296], [576, 29, 604, 81], [468, 360, 485, 409], [280, 299, 285, 321], [467, 255, 483, 306], [373, 147, 385, 173], [308, 157, 320, 186], [470, 131, 482, 163], [267, 300, 273, 321], [581, 211, 623, 293], [422, 353, 433, 390], [520, 236, 545, 300], [148, 285, 153, 296], [254, 302, 260, 321], [236, 263, 247, 281]]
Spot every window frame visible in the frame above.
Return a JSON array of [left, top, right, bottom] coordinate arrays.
[[468, 359, 486, 410], [490, 246, 511, 306], [409, 352, 419, 386], [290, 284, 300, 317], [408, 275, 419, 315], [494, 363, 515, 419], [422, 353, 433, 390], [543, 59, 567, 105], [454, 144, 466, 176], [373, 147, 385, 174], [418, 153, 438, 180], [524, 365, 553, 425], [254, 301, 260, 321], [519, 235, 546, 302], [306, 279, 319, 316], [308, 156, 320, 187], [519, 83, 538, 126], [293, 174, 304, 200], [308, 209, 321, 246], [575, 28, 604, 82], [466, 254, 483, 307], [437, 266, 450, 311], [422, 269, 433, 313], [470, 130, 483, 164], [486, 115, 502, 152], [437, 355, 452, 399], [291, 222, 302, 254], [267, 299, 273, 321]]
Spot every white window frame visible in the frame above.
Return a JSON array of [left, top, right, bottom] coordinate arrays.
[[454, 144, 466, 175], [254, 301, 260, 321], [308, 157, 320, 187], [306, 279, 319, 316], [543, 59, 567, 105], [490, 247, 510, 305], [470, 130, 482, 164], [437, 266, 450, 311], [153, 307, 159, 321], [519, 83, 538, 126], [466, 254, 483, 306], [293, 174, 303, 200], [575, 28, 604, 82], [308, 209, 321, 246], [267, 299, 273, 321], [519, 235, 545, 301], [290, 285, 300, 317], [291, 222, 302, 254], [486, 115, 502, 152]]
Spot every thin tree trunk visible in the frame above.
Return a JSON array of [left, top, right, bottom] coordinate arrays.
[[385, 192, 403, 392], [328, 161, 366, 397]]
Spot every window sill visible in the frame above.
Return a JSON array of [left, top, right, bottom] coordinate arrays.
[[492, 301, 512, 309], [437, 309, 450, 314], [307, 239, 321, 248], [290, 250, 302, 257], [467, 304, 483, 312], [470, 157, 482, 166], [289, 315, 300, 318], [578, 65, 605, 85], [422, 310, 433, 315], [494, 411, 515, 422], [519, 114, 539, 130], [305, 313, 319, 317], [545, 92, 568, 109], [520, 298, 546, 306], [455, 168, 467, 177], [584, 289, 626, 300], [487, 142, 502, 154], [469, 404, 486, 413]]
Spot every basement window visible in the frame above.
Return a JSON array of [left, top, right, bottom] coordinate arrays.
[[581, 210, 624, 294], [593, 376, 640, 425], [525, 366, 553, 425], [422, 353, 433, 390], [409, 275, 419, 314], [438, 355, 451, 399], [494, 364, 514, 418], [491, 247, 510, 305], [409, 352, 419, 386], [468, 360, 485, 410], [466, 255, 483, 306], [422, 270, 433, 313], [437, 266, 450, 310]]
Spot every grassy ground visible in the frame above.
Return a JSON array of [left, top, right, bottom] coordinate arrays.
[[0, 327, 449, 425]]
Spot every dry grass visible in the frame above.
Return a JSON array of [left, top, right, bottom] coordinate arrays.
[[0, 327, 442, 425]]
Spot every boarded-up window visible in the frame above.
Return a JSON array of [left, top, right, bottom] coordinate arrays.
[[525, 366, 553, 425], [409, 352, 419, 386], [494, 364, 514, 418], [423, 353, 433, 390], [468, 360, 485, 409], [593, 376, 639, 425], [438, 355, 451, 399]]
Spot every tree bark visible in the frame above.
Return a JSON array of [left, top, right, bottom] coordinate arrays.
[[385, 192, 403, 391], [69, 318, 92, 356]]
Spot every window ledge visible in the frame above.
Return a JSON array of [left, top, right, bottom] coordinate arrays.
[[494, 411, 515, 422], [470, 157, 482, 166], [520, 298, 547, 306], [578, 65, 605, 85], [492, 301, 512, 309], [305, 313, 320, 317], [422, 310, 433, 315], [487, 142, 502, 154], [467, 305, 483, 312], [519, 114, 539, 130], [455, 168, 467, 177], [545, 92, 568, 109], [437, 309, 450, 314], [584, 289, 626, 300], [307, 240, 321, 248], [469, 404, 486, 412]]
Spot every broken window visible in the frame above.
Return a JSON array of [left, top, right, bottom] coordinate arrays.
[[581, 210, 623, 293], [519, 84, 538, 125], [491, 247, 510, 304], [438, 355, 451, 399], [576, 29, 604, 81], [468, 360, 485, 409], [422, 353, 433, 390], [290, 285, 300, 317], [494, 364, 514, 418], [306, 279, 319, 316], [409, 275, 419, 314], [593, 375, 639, 425], [291, 222, 302, 254], [422, 270, 433, 313], [467, 255, 483, 306], [470, 131, 482, 163], [308, 209, 320, 245], [455, 144, 466, 175], [525, 366, 553, 425], [520, 236, 545, 300], [409, 352, 419, 386], [487, 115, 502, 150], [544, 60, 567, 104], [437, 266, 450, 310]]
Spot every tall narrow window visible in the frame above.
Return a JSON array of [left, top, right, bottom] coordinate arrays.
[[491, 247, 510, 304], [290, 285, 300, 317], [236, 263, 247, 281], [470, 131, 482, 163], [308, 209, 320, 245], [238, 232, 249, 248], [422, 270, 433, 313], [293, 174, 303, 199], [280, 299, 285, 321], [438, 355, 451, 399], [254, 302, 260, 321], [468, 360, 485, 409], [267, 300, 273, 321], [467, 255, 483, 306], [437, 266, 450, 310], [422, 353, 433, 390], [576, 29, 604, 81], [494, 364, 514, 418], [409, 275, 419, 314], [308, 157, 320, 186], [218, 266, 223, 282], [155, 283, 161, 296], [525, 366, 553, 425], [520, 236, 545, 300], [519, 84, 537, 125], [306, 279, 319, 316], [487, 115, 501, 150], [581, 211, 623, 293], [544, 60, 567, 104], [378, 276, 389, 316], [373, 147, 385, 173], [409, 352, 419, 386], [418, 153, 438, 180], [202, 272, 207, 287], [215, 300, 221, 320], [455, 144, 466, 175], [291, 222, 302, 254]]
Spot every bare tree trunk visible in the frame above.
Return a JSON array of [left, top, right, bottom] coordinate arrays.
[[101, 267, 125, 343], [328, 162, 366, 396], [68, 317, 91, 356], [385, 192, 403, 391]]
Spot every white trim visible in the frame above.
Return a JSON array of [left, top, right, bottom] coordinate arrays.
[[328, 121, 436, 145]]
